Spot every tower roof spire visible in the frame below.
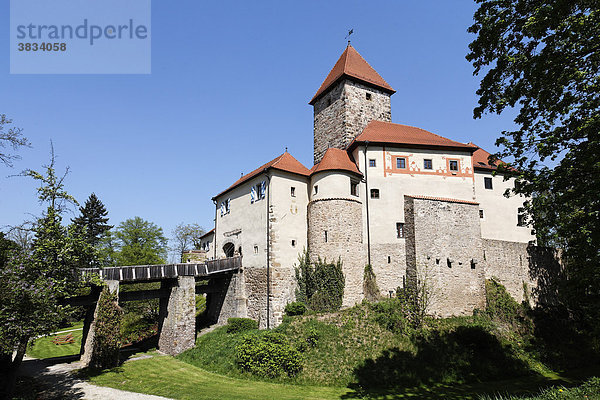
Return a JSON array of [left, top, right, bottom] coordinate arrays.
[[309, 45, 395, 105]]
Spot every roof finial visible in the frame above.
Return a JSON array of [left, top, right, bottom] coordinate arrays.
[[345, 28, 354, 46], [285, 146, 288, 153]]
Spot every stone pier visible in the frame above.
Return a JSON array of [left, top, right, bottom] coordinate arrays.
[[80, 280, 119, 367], [157, 276, 196, 355]]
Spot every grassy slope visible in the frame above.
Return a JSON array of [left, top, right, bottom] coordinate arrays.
[[180, 303, 547, 388], [88, 355, 350, 400], [88, 354, 600, 400], [26, 321, 84, 359]]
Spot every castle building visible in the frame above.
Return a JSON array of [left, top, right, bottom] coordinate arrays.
[[209, 45, 535, 328]]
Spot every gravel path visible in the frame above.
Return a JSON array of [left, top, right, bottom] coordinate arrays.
[[18, 356, 173, 400]]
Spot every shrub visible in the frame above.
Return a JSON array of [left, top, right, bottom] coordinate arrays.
[[121, 313, 157, 344], [295, 250, 345, 313], [226, 318, 258, 333], [285, 301, 307, 316], [370, 298, 410, 334], [305, 326, 319, 347], [235, 331, 303, 377], [92, 285, 122, 368], [485, 279, 526, 322], [363, 264, 380, 302]]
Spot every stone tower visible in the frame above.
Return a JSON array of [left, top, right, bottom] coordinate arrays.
[[310, 44, 395, 164]]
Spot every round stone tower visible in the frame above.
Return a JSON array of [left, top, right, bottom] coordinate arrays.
[[307, 148, 366, 307]]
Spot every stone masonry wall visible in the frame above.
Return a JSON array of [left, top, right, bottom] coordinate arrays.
[[482, 239, 534, 305], [313, 79, 392, 164], [243, 266, 268, 328], [370, 243, 407, 297], [307, 198, 366, 307], [208, 271, 248, 326], [405, 197, 486, 317], [268, 201, 301, 327]]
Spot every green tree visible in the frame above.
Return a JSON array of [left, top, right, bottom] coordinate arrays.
[[72, 193, 113, 247], [171, 222, 205, 262], [0, 114, 30, 168], [467, 1, 600, 332], [0, 232, 17, 267], [72, 193, 113, 267], [113, 217, 168, 266], [0, 152, 90, 398]]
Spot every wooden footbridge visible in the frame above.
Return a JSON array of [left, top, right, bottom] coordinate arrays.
[[71, 256, 243, 367]]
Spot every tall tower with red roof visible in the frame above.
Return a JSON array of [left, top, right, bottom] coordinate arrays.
[[310, 44, 395, 164]]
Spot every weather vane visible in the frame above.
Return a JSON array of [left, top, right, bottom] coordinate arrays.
[[345, 28, 354, 45]]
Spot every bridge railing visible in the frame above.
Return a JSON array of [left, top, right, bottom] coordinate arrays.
[[78, 256, 242, 282]]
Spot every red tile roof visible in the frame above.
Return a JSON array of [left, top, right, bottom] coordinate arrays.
[[349, 120, 478, 152], [471, 145, 504, 171], [310, 148, 361, 176], [212, 152, 310, 200], [309, 45, 395, 105], [199, 228, 215, 239], [406, 195, 479, 205]]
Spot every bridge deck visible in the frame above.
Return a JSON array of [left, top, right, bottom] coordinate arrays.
[[79, 256, 242, 282]]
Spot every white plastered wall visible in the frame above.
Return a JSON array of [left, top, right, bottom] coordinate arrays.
[[353, 145, 476, 244], [474, 170, 534, 243]]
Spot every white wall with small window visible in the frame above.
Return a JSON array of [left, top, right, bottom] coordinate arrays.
[[352, 145, 475, 244], [474, 169, 534, 243]]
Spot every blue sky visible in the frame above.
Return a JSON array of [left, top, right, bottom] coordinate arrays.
[[0, 0, 517, 249]]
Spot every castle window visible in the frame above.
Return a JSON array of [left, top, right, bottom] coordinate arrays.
[[484, 177, 493, 190], [479, 209, 484, 219], [324, 231, 328, 242], [314, 185, 319, 195], [517, 208, 526, 226], [254, 245, 259, 254], [291, 240, 296, 247], [396, 222, 405, 238], [220, 198, 231, 215], [396, 157, 406, 169], [291, 186, 296, 197], [387, 256, 391, 263], [251, 182, 266, 203], [350, 181, 359, 196], [370, 189, 380, 199], [449, 160, 459, 172], [424, 159, 433, 170], [366, 92, 372, 100], [369, 159, 376, 167]]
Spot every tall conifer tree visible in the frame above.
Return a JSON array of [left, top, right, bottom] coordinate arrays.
[[72, 193, 112, 247]]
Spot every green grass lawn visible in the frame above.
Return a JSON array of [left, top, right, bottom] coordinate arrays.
[[88, 355, 351, 400], [26, 321, 84, 359], [87, 353, 600, 400]]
